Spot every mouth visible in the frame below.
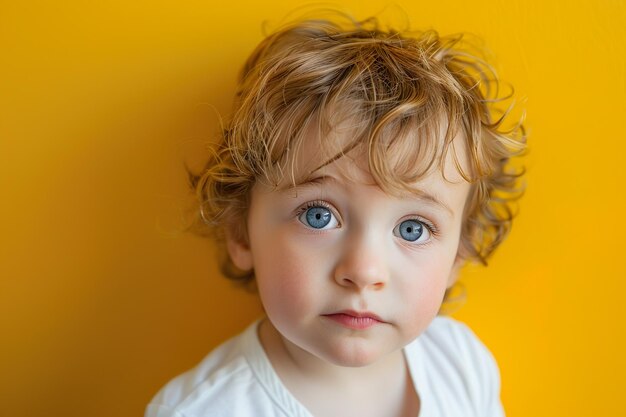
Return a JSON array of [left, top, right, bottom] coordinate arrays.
[[321, 310, 385, 330]]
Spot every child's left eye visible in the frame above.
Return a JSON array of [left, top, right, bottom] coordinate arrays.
[[298, 204, 340, 230], [393, 219, 431, 243]]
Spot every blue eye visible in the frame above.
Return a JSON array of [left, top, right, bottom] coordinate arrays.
[[395, 219, 429, 242], [298, 205, 339, 229]]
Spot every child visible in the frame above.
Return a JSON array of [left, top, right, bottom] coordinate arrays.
[[146, 13, 525, 417]]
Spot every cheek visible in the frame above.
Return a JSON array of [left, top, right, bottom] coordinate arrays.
[[394, 255, 453, 328], [252, 235, 327, 317], [413, 277, 448, 316]]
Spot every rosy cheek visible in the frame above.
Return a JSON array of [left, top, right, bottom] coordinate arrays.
[[401, 263, 449, 317], [255, 245, 318, 313]]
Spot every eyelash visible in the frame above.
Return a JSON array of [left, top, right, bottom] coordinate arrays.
[[294, 200, 440, 238], [403, 216, 439, 237], [294, 200, 340, 222]]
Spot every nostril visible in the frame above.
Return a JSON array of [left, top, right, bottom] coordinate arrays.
[[333, 246, 389, 289], [339, 276, 355, 286], [336, 274, 386, 290]]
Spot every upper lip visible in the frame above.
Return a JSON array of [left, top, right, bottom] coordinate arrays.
[[324, 310, 385, 322]]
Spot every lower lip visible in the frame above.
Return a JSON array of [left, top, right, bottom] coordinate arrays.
[[323, 313, 383, 330]]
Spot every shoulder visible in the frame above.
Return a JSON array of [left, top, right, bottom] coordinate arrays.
[[145, 321, 274, 417], [421, 316, 497, 367], [409, 316, 504, 416]]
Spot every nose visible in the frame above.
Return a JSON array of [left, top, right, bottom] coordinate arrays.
[[333, 229, 389, 291]]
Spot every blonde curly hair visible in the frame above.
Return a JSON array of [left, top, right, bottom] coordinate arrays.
[[190, 15, 526, 292]]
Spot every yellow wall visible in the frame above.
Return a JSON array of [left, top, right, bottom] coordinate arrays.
[[1, 1, 624, 416]]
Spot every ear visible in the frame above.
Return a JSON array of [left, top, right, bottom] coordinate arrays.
[[225, 228, 253, 271], [447, 256, 464, 288]]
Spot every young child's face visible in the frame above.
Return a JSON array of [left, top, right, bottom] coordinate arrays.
[[228, 128, 471, 368]]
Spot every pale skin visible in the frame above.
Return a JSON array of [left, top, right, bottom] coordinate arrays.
[[227, 129, 472, 417]]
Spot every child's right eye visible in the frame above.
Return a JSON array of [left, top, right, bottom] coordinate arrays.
[[297, 203, 340, 230]]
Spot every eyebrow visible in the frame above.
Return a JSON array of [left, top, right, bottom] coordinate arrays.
[[276, 175, 329, 198], [280, 175, 455, 217], [409, 189, 454, 217]]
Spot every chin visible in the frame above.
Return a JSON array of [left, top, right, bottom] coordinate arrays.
[[318, 342, 386, 368]]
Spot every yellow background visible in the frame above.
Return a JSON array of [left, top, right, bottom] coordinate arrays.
[[1, 1, 624, 416]]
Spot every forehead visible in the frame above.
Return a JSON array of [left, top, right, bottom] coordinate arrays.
[[271, 115, 471, 194]]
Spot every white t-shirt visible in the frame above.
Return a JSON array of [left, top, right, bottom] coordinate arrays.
[[145, 316, 504, 417]]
